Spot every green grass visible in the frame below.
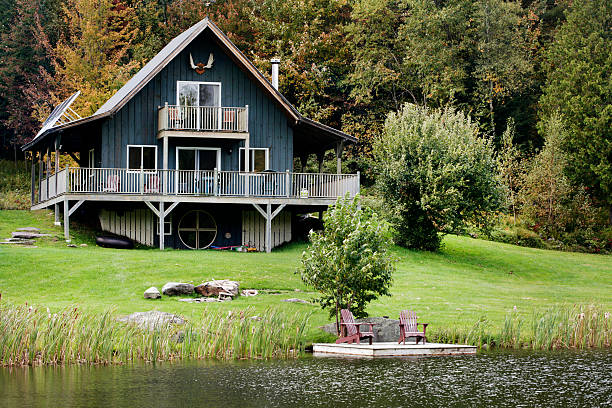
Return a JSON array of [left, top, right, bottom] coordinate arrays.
[[0, 209, 610, 345]]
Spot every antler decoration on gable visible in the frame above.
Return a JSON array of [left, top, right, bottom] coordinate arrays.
[[189, 53, 214, 75]]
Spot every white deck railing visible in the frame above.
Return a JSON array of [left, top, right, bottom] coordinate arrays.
[[158, 104, 248, 132], [39, 168, 67, 202], [38, 167, 359, 202]]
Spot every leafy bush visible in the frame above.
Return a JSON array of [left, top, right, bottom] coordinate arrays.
[[0, 160, 30, 210], [373, 104, 503, 250], [299, 195, 395, 329]]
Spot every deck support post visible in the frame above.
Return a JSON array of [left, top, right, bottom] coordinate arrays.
[[159, 201, 165, 250], [244, 135, 250, 197], [317, 151, 324, 173], [46, 146, 50, 200], [38, 149, 43, 202], [63, 198, 69, 241], [30, 152, 36, 206], [54, 203, 60, 225], [336, 141, 344, 174], [265, 203, 272, 253], [252, 203, 286, 253], [144, 201, 179, 250], [162, 135, 168, 195]]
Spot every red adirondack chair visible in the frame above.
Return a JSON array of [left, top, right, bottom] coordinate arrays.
[[398, 310, 428, 345], [336, 309, 375, 345]]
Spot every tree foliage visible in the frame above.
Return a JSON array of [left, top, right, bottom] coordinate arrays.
[[498, 118, 525, 225], [299, 195, 395, 328], [540, 0, 612, 223], [374, 104, 503, 250]]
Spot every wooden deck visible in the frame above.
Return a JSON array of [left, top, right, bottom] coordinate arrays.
[[35, 167, 360, 207], [312, 342, 477, 358]]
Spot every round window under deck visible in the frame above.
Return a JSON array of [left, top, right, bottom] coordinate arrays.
[[177, 210, 217, 249]]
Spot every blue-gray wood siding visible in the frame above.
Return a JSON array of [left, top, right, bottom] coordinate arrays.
[[100, 29, 294, 172]]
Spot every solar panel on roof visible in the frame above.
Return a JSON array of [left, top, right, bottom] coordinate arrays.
[[34, 91, 81, 140]]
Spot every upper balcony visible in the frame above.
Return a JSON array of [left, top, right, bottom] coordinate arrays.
[[158, 104, 248, 138]]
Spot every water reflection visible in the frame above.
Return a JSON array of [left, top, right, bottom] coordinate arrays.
[[1, 351, 611, 407]]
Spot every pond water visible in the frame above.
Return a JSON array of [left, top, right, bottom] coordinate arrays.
[[1, 351, 611, 407]]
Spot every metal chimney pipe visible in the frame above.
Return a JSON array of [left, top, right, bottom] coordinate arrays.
[[271, 58, 280, 90]]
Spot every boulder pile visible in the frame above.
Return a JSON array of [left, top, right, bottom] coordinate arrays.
[[145, 279, 243, 302]]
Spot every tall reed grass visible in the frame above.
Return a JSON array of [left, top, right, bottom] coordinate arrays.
[[430, 304, 611, 350], [0, 304, 311, 367]]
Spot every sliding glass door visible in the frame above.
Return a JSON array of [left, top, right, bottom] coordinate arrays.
[[176, 147, 221, 194]]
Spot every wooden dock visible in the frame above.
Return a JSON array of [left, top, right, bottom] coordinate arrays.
[[312, 342, 477, 358]]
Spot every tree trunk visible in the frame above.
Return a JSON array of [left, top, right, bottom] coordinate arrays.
[[335, 297, 340, 335], [608, 204, 612, 226]]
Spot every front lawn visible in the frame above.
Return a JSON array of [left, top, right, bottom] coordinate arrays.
[[0, 210, 610, 342]]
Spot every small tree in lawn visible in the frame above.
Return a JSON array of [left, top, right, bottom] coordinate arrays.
[[299, 195, 395, 333]]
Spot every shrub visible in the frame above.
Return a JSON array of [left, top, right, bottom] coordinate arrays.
[[373, 104, 503, 250], [299, 195, 395, 330], [0, 160, 31, 210]]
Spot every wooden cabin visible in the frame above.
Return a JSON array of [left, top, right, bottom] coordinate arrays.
[[22, 18, 358, 252]]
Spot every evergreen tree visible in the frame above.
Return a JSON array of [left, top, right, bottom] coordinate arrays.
[[540, 0, 612, 224]]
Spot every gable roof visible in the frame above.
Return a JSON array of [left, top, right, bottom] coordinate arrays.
[[24, 17, 355, 151]]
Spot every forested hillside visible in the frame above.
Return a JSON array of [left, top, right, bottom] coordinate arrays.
[[0, 0, 609, 250]]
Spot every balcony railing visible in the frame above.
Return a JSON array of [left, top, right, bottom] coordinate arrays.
[[36, 167, 360, 203], [158, 104, 248, 133]]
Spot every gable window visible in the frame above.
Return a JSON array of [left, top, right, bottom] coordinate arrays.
[[239, 148, 269, 172], [177, 81, 221, 107], [127, 145, 157, 171]]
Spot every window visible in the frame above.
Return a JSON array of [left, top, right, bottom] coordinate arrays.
[[88, 149, 95, 168], [239, 148, 269, 172], [177, 81, 221, 107], [127, 145, 157, 171], [156, 217, 172, 236]]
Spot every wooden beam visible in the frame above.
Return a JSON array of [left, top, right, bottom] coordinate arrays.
[[265, 203, 272, 253], [251, 203, 267, 219], [157, 130, 249, 140], [30, 153, 36, 206], [69, 152, 79, 165], [165, 201, 179, 216], [54, 203, 60, 225], [271, 203, 286, 220], [63, 199, 70, 241], [68, 199, 85, 216], [159, 201, 165, 250], [317, 151, 324, 173], [144, 201, 160, 217]]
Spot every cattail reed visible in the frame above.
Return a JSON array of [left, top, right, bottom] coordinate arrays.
[[0, 304, 311, 367]]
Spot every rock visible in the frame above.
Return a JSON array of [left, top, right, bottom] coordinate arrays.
[[218, 291, 234, 301], [241, 289, 258, 297], [143, 287, 161, 299], [80, 243, 88, 247], [162, 282, 195, 296], [12, 231, 50, 239], [319, 316, 401, 343], [16, 227, 40, 232], [178, 297, 217, 303], [0, 239, 35, 245], [282, 298, 310, 304], [116, 311, 184, 329], [195, 279, 239, 297], [12, 231, 52, 239]]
